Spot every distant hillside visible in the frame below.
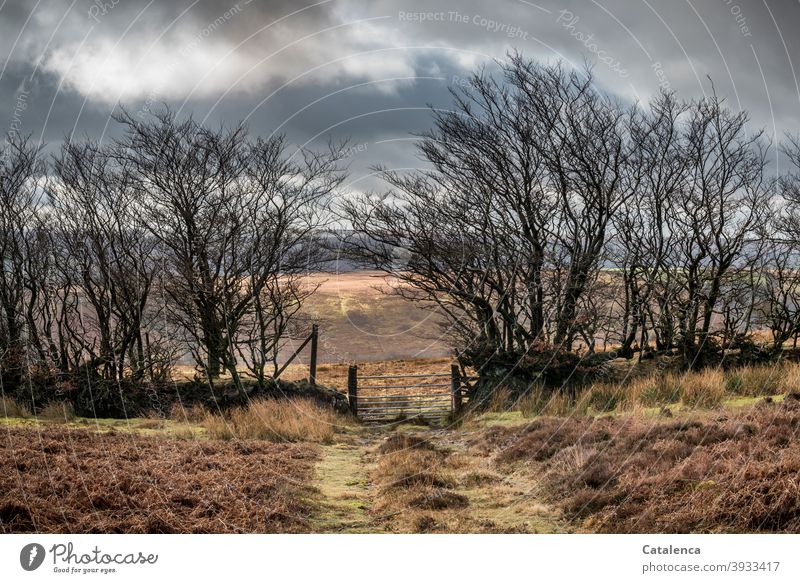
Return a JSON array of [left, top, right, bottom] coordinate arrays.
[[282, 271, 451, 364]]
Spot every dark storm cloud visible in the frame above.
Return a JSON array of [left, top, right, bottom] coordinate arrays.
[[2, 0, 799, 183]]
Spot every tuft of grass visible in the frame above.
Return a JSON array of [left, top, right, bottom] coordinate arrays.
[[726, 365, 783, 397], [680, 369, 725, 408], [409, 490, 469, 510], [587, 384, 623, 413], [487, 386, 512, 412], [171, 425, 200, 440], [625, 373, 683, 408], [516, 386, 585, 418], [377, 433, 435, 454], [517, 387, 549, 418], [137, 417, 165, 430], [169, 402, 207, 423], [39, 400, 75, 422], [779, 362, 800, 394], [376, 448, 454, 490], [0, 396, 31, 419], [202, 398, 342, 443]]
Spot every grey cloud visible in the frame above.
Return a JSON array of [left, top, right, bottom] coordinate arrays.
[[1, 0, 799, 186]]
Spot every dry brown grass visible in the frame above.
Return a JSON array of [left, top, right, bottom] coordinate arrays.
[[623, 373, 683, 408], [471, 361, 798, 422], [376, 433, 435, 454], [370, 432, 469, 532], [726, 365, 784, 397], [516, 386, 589, 417], [779, 362, 800, 393], [169, 402, 207, 423], [481, 397, 800, 532], [680, 369, 726, 408], [375, 447, 455, 490], [487, 386, 513, 412], [38, 400, 76, 422], [202, 398, 346, 443], [0, 395, 30, 419], [511, 368, 723, 419], [0, 427, 318, 533]]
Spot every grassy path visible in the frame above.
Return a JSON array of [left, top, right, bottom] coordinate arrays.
[[309, 437, 377, 533], [310, 422, 566, 533], [425, 427, 567, 533]]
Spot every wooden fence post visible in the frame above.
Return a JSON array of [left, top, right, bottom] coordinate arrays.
[[347, 365, 358, 416], [274, 325, 320, 382], [451, 364, 463, 414], [309, 323, 318, 386]]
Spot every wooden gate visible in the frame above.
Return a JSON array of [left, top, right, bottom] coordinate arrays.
[[347, 364, 469, 422]]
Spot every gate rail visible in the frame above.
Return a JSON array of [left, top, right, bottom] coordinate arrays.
[[347, 364, 471, 422]]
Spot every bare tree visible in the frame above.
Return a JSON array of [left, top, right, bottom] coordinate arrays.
[[511, 57, 633, 349], [115, 109, 344, 391], [51, 139, 159, 380], [612, 91, 688, 358], [0, 135, 48, 383], [342, 55, 633, 371], [670, 93, 771, 366]]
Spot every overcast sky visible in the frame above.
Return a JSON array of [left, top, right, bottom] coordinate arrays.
[[2, 0, 799, 188]]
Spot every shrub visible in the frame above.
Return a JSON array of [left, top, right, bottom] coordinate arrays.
[[202, 398, 341, 443], [73, 376, 150, 418], [465, 344, 599, 405]]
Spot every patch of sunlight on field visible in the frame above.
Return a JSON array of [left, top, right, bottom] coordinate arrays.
[[463, 411, 526, 429], [723, 394, 785, 408], [0, 414, 205, 438], [460, 391, 788, 429]]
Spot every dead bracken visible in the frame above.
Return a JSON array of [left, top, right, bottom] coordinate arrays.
[[0, 428, 318, 533], [481, 398, 800, 533]]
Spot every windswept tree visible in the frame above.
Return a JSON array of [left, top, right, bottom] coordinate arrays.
[[341, 55, 633, 375], [0, 135, 48, 383], [759, 134, 800, 349], [611, 91, 688, 357], [511, 57, 634, 349], [50, 140, 160, 381], [670, 95, 772, 366], [115, 109, 345, 390]]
